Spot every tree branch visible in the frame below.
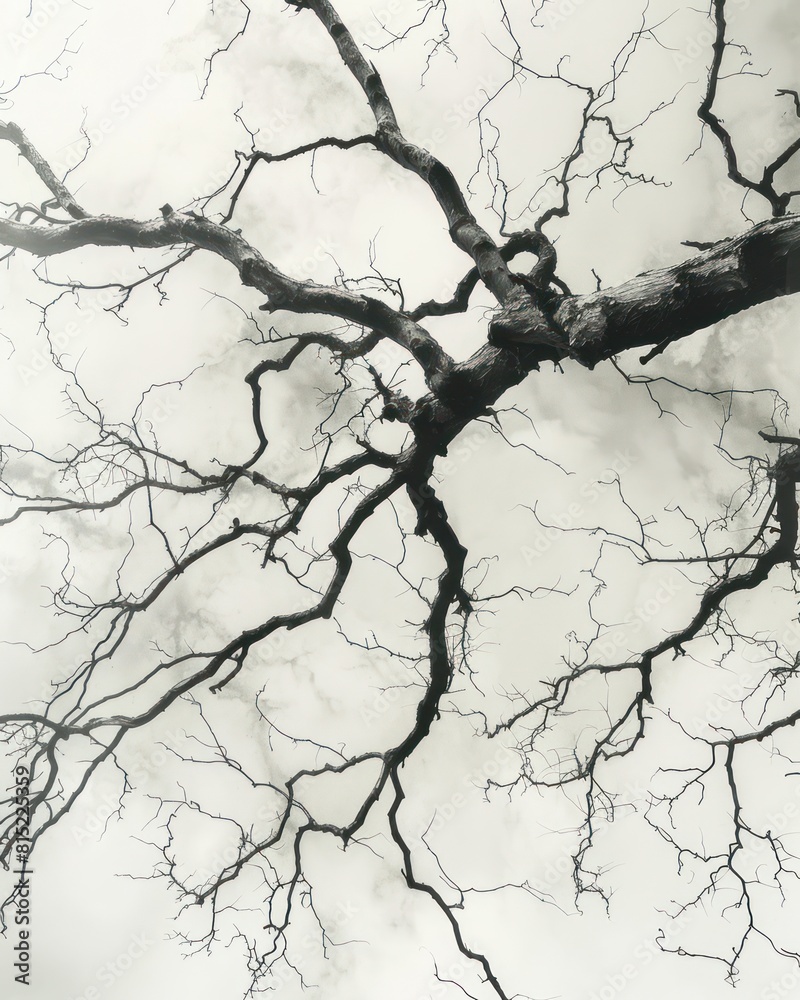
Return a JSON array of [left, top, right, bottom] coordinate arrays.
[[0, 211, 453, 384], [554, 214, 800, 366], [301, 0, 539, 312]]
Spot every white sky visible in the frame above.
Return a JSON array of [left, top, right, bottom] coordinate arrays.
[[2, 1, 800, 999]]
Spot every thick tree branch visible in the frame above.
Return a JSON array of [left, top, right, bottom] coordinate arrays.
[[301, 0, 539, 312], [0, 120, 88, 219], [0, 211, 452, 384], [553, 214, 800, 366]]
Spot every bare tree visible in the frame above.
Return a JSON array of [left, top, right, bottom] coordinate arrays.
[[2, 1, 800, 996]]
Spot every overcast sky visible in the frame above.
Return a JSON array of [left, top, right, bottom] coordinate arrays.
[[2, 1, 800, 999]]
